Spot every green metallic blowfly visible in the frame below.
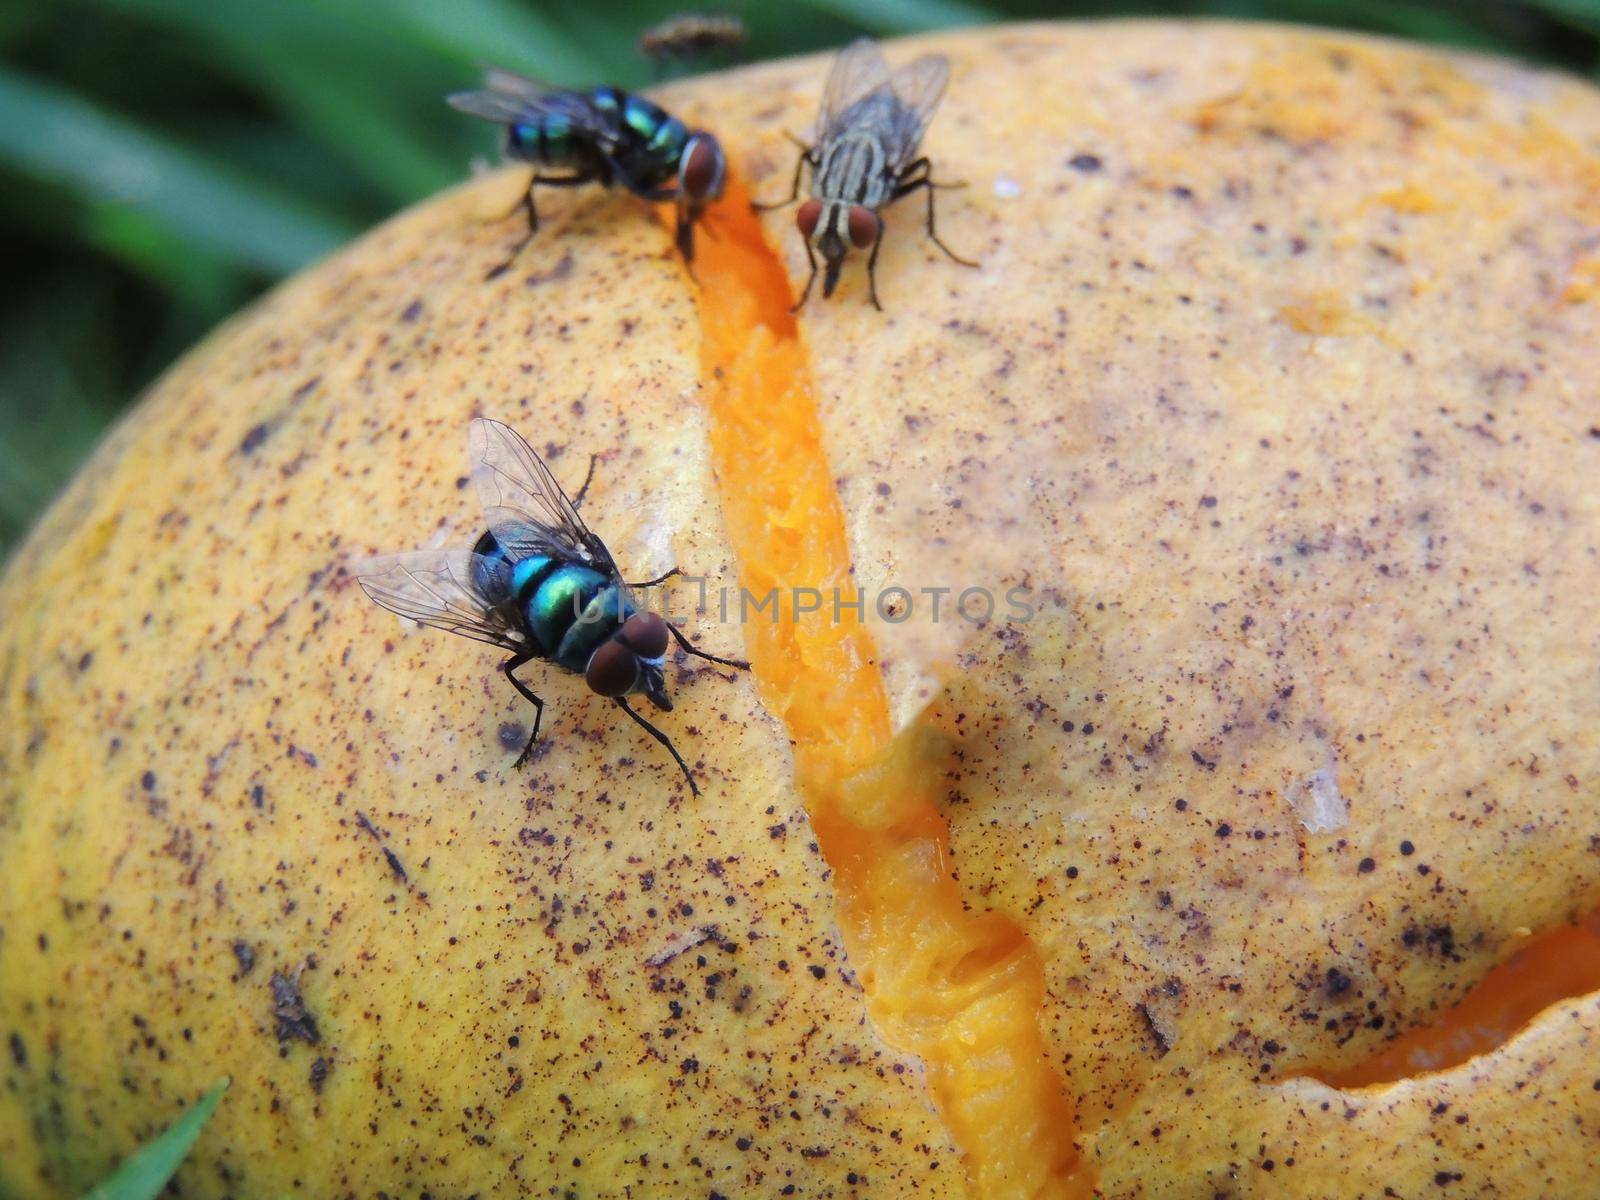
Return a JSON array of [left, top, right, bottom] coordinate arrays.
[[449, 68, 727, 274], [357, 419, 748, 796]]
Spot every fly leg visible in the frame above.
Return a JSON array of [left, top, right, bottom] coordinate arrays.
[[500, 184, 537, 229], [571, 454, 600, 509], [754, 141, 814, 211], [486, 190, 537, 280], [675, 210, 699, 270], [487, 173, 591, 279], [893, 159, 979, 268], [630, 565, 682, 589], [791, 238, 820, 312], [616, 696, 699, 797], [611, 162, 701, 269], [501, 653, 547, 768], [666, 620, 750, 671], [865, 227, 884, 311]]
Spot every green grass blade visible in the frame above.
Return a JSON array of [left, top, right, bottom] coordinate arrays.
[[79, 0, 463, 202], [0, 68, 353, 274], [79, 1079, 228, 1200], [1522, 0, 1600, 35], [310, 0, 610, 80], [254, 62, 461, 201], [784, 0, 996, 34]]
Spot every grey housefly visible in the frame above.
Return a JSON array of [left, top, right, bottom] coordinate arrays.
[[761, 38, 977, 309]]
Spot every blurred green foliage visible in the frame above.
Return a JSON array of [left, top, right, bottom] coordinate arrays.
[[2, 0, 1598, 557]]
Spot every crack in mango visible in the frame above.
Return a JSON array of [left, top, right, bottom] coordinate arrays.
[[1309, 909, 1600, 1089], [680, 180, 1091, 1198]]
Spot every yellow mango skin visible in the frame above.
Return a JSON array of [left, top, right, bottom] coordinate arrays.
[[2, 21, 1600, 1200], [0, 176, 956, 1195], [719, 21, 1600, 1197]]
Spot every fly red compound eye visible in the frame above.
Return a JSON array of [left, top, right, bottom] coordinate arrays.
[[680, 134, 724, 202], [797, 198, 823, 239], [585, 639, 639, 698], [846, 205, 880, 250], [619, 611, 670, 660]]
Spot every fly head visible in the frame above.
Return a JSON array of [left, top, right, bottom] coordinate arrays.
[[675, 131, 726, 259]]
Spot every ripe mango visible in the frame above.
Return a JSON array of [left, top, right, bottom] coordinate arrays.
[[3, 22, 1599, 1200]]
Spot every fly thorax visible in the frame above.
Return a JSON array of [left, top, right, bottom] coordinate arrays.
[[554, 583, 633, 673], [621, 93, 668, 141], [647, 115, 688, 157], [614, 94, 683, 179], [817, 133, 889, 208], [523, 564, 609, 659]]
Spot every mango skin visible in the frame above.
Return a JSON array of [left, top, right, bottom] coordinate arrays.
[[1, 20, 1599, 1200], [0, 130, 954, 1200]]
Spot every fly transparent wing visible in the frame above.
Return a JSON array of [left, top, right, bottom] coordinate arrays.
[[447, 89, 540, 125], [816, 37, 892, 142], [468, 418, 622, 580], [480, 66, 552, 102], [882, 53, 949, 167], [449, 70, 620, 146], [356, 549, 523, 651]]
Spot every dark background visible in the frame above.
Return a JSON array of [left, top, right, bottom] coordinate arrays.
[[3, 0, 1598, 558]]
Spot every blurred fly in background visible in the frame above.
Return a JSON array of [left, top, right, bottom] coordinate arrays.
[[638, 11, 748, 72], [2, 1, 1598, 558]]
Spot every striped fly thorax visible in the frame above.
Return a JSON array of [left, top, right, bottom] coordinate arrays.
[[607, 89, 691, 189], [815, 132, 893, 208], [815, 96, 904, 208]]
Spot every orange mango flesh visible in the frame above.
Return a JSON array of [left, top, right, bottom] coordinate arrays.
[[681, 181, 1090, 1198], [1317, 909, 1600, 1089]]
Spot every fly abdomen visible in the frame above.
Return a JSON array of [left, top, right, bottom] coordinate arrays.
[[508, 554, 557, 605], [556, 584, 633, 673], [523, 563, 612, 659], [589, 86, 626, 124], [506, 117, 577, 169]]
